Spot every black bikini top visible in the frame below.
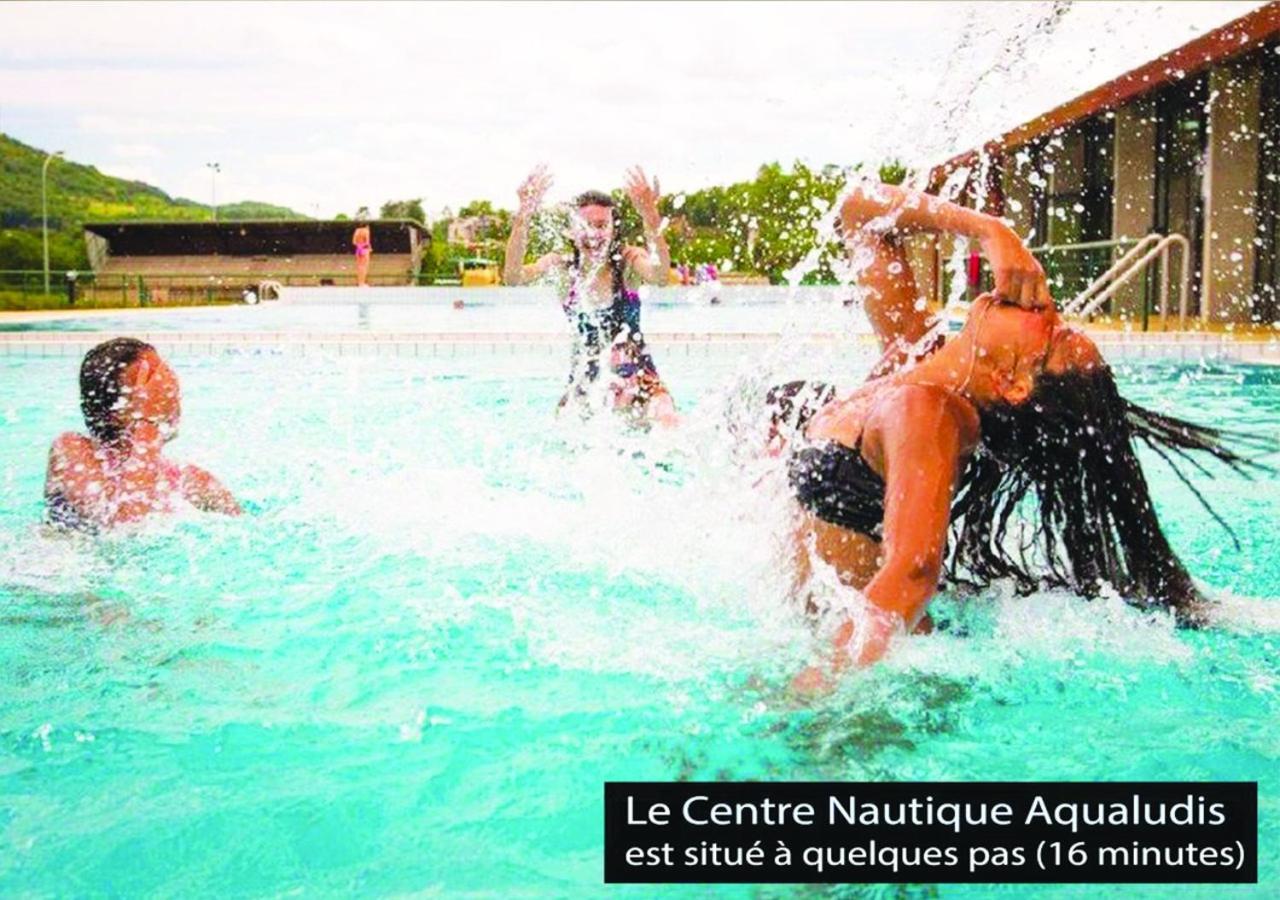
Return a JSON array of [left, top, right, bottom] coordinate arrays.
[[787, 439, 887, 537]]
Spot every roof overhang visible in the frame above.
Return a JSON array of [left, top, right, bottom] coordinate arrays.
[[930, 2, 1280, 188]]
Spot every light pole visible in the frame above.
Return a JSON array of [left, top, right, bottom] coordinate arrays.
[[42, 150, 64, 295], [206, 162, 221, 221]]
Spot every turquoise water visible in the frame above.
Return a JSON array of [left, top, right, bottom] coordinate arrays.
[[1, 351, 1278, 897]]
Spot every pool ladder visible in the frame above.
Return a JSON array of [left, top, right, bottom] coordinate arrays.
[[1058, 233, 1192, 328]]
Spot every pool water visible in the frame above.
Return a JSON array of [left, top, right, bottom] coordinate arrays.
[[0, 350, 1278, 897]]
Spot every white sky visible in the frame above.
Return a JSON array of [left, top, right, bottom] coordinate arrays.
[[0, 1, 1265, 219]]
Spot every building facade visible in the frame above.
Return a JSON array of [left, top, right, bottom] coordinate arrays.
[[929, 2, 1280, 325]]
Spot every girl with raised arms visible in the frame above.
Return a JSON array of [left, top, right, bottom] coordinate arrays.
[[503, 165, 677, 427]]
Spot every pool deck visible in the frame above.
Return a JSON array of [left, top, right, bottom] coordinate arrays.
[[2, 306, 1278, 365]]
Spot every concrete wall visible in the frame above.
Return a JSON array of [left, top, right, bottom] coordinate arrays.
[[1202, 56, 1263, 323], [1111, 98, 1158, 318]]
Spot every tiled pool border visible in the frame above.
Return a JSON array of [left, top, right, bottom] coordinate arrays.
[[1, 330, 1278, 365]]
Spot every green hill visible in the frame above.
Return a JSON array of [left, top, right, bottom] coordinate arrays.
[[0, 132, 306, 270]]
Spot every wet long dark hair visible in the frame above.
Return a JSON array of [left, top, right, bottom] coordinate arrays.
[[947, 366, 1267, 626], [570, 190, 626, 297], [764, 380, 838, 445], [80, 337, 154, 443]]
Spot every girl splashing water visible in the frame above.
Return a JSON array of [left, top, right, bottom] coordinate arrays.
[[503, 165, 677, 427], [775, 180, 1267, 682]]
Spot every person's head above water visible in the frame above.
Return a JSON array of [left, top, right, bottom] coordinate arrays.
[[80, 337, 181, 444], [570, 190, 621, 257], [933, 292, 1102, 409], [919, 294, 1260, 625]]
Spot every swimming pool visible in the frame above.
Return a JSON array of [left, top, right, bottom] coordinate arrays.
[[1, 347, 1278, 897]]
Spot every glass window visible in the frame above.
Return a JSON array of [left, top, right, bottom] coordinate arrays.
[[1154, 73, 1208, 314], [1256, 43, 1280, 323]]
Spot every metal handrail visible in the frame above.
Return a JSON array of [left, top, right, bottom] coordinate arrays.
[[1059, 235, 1162, 315], [1030, 237, 1143, 254], [1072, 233, 1191, 328]]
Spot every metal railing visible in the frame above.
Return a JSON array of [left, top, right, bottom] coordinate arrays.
[[1060, 234, 1191, 329], [1027, 234, 1192, 329], [1031, 237, 1142, 304]]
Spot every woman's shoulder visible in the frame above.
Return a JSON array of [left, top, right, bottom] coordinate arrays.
[[871, 382, 980, 444], [50, 431, 95, 460]]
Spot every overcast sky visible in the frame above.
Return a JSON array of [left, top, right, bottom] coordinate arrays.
[[0, 1, 1265, 218]]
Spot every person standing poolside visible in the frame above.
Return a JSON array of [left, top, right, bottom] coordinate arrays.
[[503, 165, 675, 425], [352, 219, 372, 287], [44, 338, 241, 530]]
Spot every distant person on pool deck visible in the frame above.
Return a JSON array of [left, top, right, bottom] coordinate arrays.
[[44, 338, 242, 530], [352, 219, 372, 287], [774, 179, 1266, 684], [502, 165, 673, 423]]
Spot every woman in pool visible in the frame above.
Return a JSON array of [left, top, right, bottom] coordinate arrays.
[[782, 180, 1260, 680], [45, 337, 241, 530], [502, 165, 674, 425], [352, 218, 372, 287]]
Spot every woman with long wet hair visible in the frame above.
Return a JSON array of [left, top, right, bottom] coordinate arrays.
[[778, 181, 1266, 682], [502, 165, 675, 425]]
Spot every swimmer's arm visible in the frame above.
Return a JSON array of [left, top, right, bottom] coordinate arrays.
[[841, 181, 1049, 309], [503, 215, 561, 285], [835, 391, 965, 668], [842, 180, 1000, 240], [180, 465, 242, 516], [44, 434, 98, 516], [624, 236, 671, 286], [647, 389, 680, 428]]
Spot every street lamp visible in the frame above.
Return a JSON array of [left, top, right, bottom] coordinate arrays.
[[42, 150, 64, 295], [206, 162, 221, 222]]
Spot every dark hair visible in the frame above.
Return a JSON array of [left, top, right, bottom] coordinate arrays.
[[947, 366, 1268, 626], [764, 380, 837, 441], [80, 337, 154, 443], [571, 190, 626, 297]]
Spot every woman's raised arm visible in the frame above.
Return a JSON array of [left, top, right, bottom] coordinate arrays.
[[841, 180, 1051, 314]]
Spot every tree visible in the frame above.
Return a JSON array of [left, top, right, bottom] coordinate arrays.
[[878, 159, 909, 185], [457, 199, 496, 218], [380, 198, 426, 222], [453, 200, 512, 243]]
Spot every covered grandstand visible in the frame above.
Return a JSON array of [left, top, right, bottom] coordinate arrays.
[[81, 219, 429, 303]]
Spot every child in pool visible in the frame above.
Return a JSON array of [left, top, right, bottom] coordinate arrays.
[[44, 337, 241, 530]]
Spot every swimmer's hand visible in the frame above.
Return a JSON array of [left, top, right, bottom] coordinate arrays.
[[180, 464, 242, 516], [649, 393, 680, 429], [516, 165, 553, 219], [789, 664, 836, 699], [789, 609, 932, 697], [624, 165, 663, 233], [980, 221, 1051, 310]]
